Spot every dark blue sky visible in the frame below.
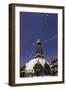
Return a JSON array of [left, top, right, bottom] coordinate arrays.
[[20, 12, 58, 66]]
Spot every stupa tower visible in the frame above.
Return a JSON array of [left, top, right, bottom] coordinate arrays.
[[35, 39, 44, 58]]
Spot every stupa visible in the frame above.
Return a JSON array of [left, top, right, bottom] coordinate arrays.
[[24, 39, 51, 77]]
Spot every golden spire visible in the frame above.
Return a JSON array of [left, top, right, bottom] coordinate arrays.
[[35, 39, 44, 58]]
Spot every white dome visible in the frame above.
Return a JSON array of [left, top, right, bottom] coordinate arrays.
[[25, 58, 49, 73]]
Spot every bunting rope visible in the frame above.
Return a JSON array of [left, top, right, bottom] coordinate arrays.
[[44, 35, 57, 43], [26, 35, 57, 61]]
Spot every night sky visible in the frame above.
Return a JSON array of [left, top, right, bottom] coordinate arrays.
[[20, 12, 58, 66]]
